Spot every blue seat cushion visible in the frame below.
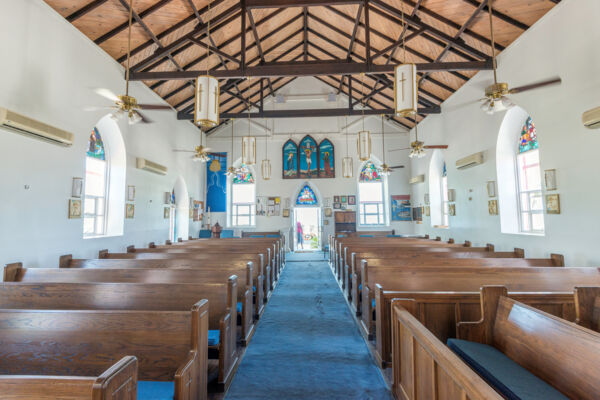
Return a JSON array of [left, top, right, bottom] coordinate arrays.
[[237, 302, 243, 313], [138, 381, 174, 400], [221, 230, 234, 238], [249, 235, 263, 238], [266, 234, 279, 238], [358, 284, 362, 290], [387, 235, 404, 237], [372, 298, 376, 308], [208, 330, 220, 346], [252, 285, 256, 292], [447, 339, 568, 400], [198, 230, 211, 238]]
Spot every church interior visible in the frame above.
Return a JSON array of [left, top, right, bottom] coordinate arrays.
[[1, 0, 600, 399]]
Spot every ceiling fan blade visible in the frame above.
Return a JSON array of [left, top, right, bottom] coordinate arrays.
[[509, 77, 561, 94], [138, 104, 172, 110], [424, 145, 448, 149], [173, 150, 196, 153], [389, 165, 405, 169], [94, 88, 120, 103], [136, 111, 153, 124], [83, 106, 116, 111], [388, 147, 411, 152]]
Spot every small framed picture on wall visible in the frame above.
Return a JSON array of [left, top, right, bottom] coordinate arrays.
[[127, 186, 136, 201], [72, 178, 83, 198], [348, 195, 356, 205]]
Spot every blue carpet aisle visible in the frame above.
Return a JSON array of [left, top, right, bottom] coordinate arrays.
[[225, 252, 393, 400]]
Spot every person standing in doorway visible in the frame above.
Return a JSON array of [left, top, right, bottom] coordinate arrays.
[[296, 221, 304, 250]]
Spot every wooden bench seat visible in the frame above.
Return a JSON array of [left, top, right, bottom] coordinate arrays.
[[0, 356, 138, 400], [60, 255, 264, 325], [449, 286, 600, 399], [0, 302, 209, 400], [365, 265, 600, 368], [3, 265, 238, 390]]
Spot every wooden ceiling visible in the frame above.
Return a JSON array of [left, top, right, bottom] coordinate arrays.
[[44, 0, 559, 132]]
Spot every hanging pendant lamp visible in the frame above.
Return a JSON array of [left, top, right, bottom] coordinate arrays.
[[194, 1, 219, 129], [225, 119, 237, 176], [261, 111, 271, 180], [380, 115, 392, 175], [241, 101, 256, 165], [394, 1, 418, 118], [342, 115, 353, 178], [357, 73, 372, 161]]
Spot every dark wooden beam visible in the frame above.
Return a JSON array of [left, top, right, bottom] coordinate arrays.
[[67, 0, 110, 22], [178, 106, 440, 120], [303, 7, 309, 61], [246, 0, 362, 8], [248, 9, 276, 98], [130, 60, 491, 80], [461, 0, 529, 31], [188, 37, 240, 64], [364, 0, 371, 66], [241, 0, 247, 69]]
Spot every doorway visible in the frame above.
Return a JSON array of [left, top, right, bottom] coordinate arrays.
[[293, 207, 322, 251]]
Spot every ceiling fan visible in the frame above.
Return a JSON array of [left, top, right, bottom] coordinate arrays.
[[173, 144, 211, 162], [86, 0, 171, 124], [388, 124, 447, 158], [478, 0, 561, 114]]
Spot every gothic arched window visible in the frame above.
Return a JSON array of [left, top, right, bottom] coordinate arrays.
[[83, 128, 108, 236]]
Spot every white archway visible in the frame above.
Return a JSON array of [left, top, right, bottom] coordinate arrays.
[[496, 106, 530, 234], [173, 176, 190, 240]]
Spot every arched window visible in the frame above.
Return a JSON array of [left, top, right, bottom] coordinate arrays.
[[441, 162, 450, 227], [231, 168, 256, 227], [296, 184, 318, 206], [358, 160, 386, 225], [83, 128, 108, 237], [516, 117, 544, 233]]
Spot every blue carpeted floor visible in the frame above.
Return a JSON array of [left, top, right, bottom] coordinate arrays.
[[225, 252, 393, 400]]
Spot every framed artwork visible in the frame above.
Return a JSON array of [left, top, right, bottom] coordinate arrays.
[[411, 207, 422, 222], [318, 139, 335, 178], [546, 194, 560, 214], [126, 203, 135, 219], [348, 195, 356, 205], [298, 135, 318, 178], [324, 197, 332, 207], [282, 139, 299, 179], [488, 199, 498, 215], [127, 186, 136, 201], [341, 196, 347, 204], [447, 189, 456, 202], [193, 200, 203, 221], [164, 192, 171, 204], [72, 178, 83, 198], [425, 206, 430, 216], [391, 195, 411, 221], [448, 203, 456, 216], [333, 202, 341, 209], [487, 181, 496, 198], [544, 169, 557, 191], [164, 207, 170, 219], [324, 207, 332, 217], [424, 193, 430, 205], [324, 219, 329, 225], [333, 196, 340, 203], [282, 209, 290, 218], [68, 199, 82, 219]]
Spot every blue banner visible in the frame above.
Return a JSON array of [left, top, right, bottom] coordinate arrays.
[[206, 152, 227, 212]]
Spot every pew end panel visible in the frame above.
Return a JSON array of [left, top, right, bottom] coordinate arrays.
[[92, 356, 139, 400], [575, 286, 600, 331], [3, 262, 22, 282], [551, 253, 565, 267], [391, 302, 503, 400]]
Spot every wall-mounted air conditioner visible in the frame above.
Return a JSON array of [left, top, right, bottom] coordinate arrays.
[[136, 157, 168, 175], [0, 107, 74, 146], [456, 152, 484, 170], [582, 106, 600, 129], [409, 174, 425, 184]]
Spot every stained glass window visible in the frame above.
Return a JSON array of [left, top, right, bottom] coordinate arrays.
[[296, 185, 318, 205], [87, 128, 105, 160], [359, 161, 382, 182], [519, 117, 538, 153], [233, 168, 255, 184]]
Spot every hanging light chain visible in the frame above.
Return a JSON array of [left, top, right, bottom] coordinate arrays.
[[125, 0, 134, 96], [206, 0, 211, 75], [488, 0, 498, 84]]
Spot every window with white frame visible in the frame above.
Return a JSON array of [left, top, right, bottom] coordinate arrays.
[[441, 162, 449, 227], [516, 117, 544, 233], [358, 161, 385, 225], [231, 168, 256, 227], [83, 128, 109, 237]]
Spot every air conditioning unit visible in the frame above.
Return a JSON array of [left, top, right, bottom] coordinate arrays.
[[136, 157, 168, 175], [456, 151, 484, 170], [0, 107, 74, 146], [582, 106, 600, 129], [409, 174, 425, 184]]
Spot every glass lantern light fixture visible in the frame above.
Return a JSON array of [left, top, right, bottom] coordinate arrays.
[[356, 73, 372, 162], [342, 115, 353, 178], [241, 102, 256, 165], [261, 117, 271, 180], [194, 1, 219, 129], [379, 114, 392, 176]]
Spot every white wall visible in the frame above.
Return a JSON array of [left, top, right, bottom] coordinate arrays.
[[0, 0, 204, 268], [410, 0, 600, 266], [207, 78, 415, 244]]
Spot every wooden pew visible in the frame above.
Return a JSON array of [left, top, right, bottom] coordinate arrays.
[[3, 264, 238, 390], [366, 265, 600, 367], [60, 254, 262, 332], [390, 304, 503, 400], [99, 249, 272, 305], [375, 286, 574, 368], [0, 301, 209, 400], [574, 286, 600, 332], [0, 356, 138, 399], [452, 287, 600, 400]]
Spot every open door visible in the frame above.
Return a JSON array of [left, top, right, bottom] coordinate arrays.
[[293, 207, 322, 251]]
